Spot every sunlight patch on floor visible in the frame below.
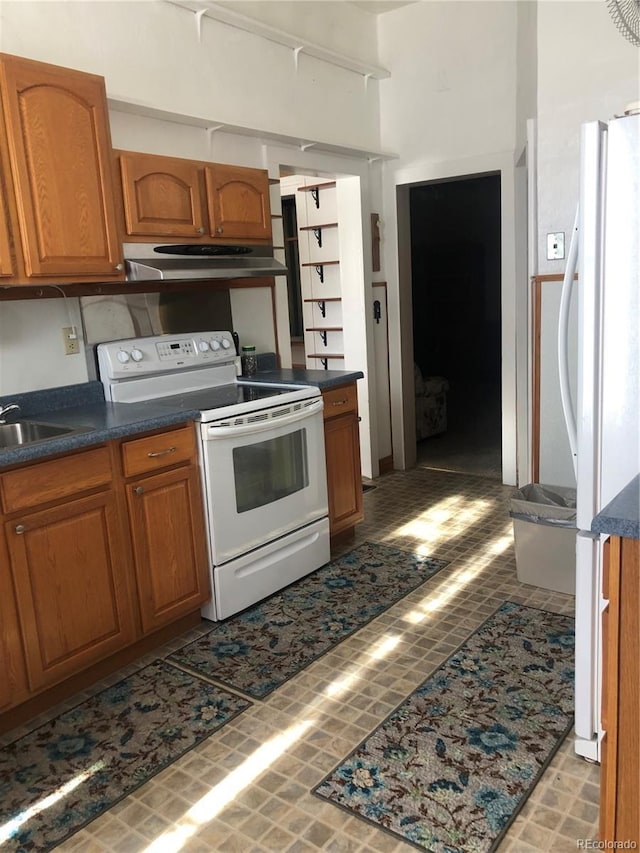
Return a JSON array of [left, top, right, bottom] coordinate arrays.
[[403, 525, 513, 624], [0, 760, 105, 845], [141, 627, 406, 850], [143, 719, 313, 853], [139, 508, 514, 851], [324, 634, 401, 699], [391, 495, 493, 552]]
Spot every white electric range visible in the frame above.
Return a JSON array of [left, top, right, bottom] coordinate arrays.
[[98, 331, 330, 620]]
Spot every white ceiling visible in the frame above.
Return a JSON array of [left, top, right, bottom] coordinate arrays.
[[349, 1, 417, 14]]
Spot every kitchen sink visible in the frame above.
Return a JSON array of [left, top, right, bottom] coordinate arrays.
[[0, 421, 92, 449]]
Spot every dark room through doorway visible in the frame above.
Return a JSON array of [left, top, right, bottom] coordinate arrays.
[[410, 173, 502, 479]]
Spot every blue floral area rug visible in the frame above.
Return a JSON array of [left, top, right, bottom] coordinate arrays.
[[313, 602, 575, 853], [0, 660, 251, 851], [168, 542, 449, 699]]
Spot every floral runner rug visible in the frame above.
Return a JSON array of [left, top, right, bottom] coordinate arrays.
[[0, 660, 251, 851], [313, 602, 575, 853], [169, 542, 449, 699]]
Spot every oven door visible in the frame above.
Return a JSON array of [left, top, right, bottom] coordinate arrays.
[[200, 396, 328, 565]]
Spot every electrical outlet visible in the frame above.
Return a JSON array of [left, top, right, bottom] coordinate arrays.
[[62, 326, 80, 355]]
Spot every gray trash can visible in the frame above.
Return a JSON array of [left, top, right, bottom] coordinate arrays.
[[509, 483, 577, 595]]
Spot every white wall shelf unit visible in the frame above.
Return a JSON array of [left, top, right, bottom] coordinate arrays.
[[299, 223, 338, 248]]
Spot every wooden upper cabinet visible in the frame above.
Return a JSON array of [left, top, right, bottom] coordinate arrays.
[[116, 152, 273, 245], [0, 53, 124, 281], [0, 191, 14, 278], [118, 151, 208, 239], [206, 164, 271, 242]]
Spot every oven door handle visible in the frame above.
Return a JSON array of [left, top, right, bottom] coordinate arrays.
[[204, 397, 324, 439]]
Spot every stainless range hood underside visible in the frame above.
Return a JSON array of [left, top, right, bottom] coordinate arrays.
[[124, 243, 287, 282], [125, 255, 288, 281]]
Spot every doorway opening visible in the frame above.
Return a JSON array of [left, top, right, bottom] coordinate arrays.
[[410, 173, 502, 479]]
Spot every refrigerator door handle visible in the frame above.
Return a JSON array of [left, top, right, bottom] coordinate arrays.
[[558, 206, 579, 477]]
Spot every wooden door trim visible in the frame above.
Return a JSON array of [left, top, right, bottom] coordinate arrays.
[[373, 281, 393, 472], [530, 273, 576, 483]]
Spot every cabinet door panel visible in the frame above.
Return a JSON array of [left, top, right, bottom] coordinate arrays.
[[119, 152, 207, 238], [0, 183, 14, 278], [6, 492, 135, 692], [0, 528, 27, 710], [0, 54, 123, 279], [206, 164, 271, 241], [127, 466, 209, 633], [324, 413, 363, 536]]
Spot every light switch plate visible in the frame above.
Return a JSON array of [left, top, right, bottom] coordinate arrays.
[[547, 232, 565, 260]]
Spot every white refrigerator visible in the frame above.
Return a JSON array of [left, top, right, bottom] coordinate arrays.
[[558, 109, 640, 762]]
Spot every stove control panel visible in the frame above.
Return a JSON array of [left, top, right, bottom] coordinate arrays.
[[97, 331, 236, 381]]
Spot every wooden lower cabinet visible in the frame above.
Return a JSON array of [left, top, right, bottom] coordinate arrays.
[[600, 534, 640, 846], [125, 464, 209, 633], [5, 491, 136, 692], [322, 382, 363, 540], [0, 526, 27, 710], [0, 423, 210, 724]]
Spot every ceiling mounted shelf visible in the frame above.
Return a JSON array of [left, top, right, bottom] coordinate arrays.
[[165, 0, 391, 80]]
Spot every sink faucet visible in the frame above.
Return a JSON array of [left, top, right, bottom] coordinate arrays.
[[0, 403, 21, 423]]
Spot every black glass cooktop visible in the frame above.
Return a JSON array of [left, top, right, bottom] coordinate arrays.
[[154, 382, 302, 414]]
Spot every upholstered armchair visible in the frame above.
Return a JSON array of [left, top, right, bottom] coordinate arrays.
[[414, 364, 449, 440]]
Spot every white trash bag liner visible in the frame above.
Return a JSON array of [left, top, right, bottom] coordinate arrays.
[[509, 483, 577, 528]]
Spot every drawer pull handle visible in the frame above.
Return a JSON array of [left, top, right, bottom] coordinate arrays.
[[332, 399, 348, 406], [15, 524, 26, 535], [134, 486, 144, 495], [147, 446, 177, 458]]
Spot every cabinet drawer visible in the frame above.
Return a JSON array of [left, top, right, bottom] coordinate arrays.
[[121, 425, 195, 477], [322, 384, 358, 420], [1, 447, 111, 513]]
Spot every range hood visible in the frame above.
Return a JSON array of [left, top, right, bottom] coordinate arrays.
[[124, 243, 287, 282]]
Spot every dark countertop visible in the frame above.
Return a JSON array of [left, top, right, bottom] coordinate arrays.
[[0, 383, 200, 469], [0, 367, 363, 470], [591, 474, 640, 540], [243, 367, 364, 390]]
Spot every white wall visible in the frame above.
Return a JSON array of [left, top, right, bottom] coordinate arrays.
[[0, 0, 384, 461], [0, 0, 382, 154], [535, 0, 639, 274], [533, 0, 638, 485], [0, 298, 86, 395], [376, 1, 520, 483]]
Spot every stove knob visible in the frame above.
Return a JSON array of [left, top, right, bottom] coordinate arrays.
[[130, 348, 144, 362], [117, 350, 130, 364], [198, 340, 210, 353], [210, 340, 221, 351], [221, 338, 231, 350]]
